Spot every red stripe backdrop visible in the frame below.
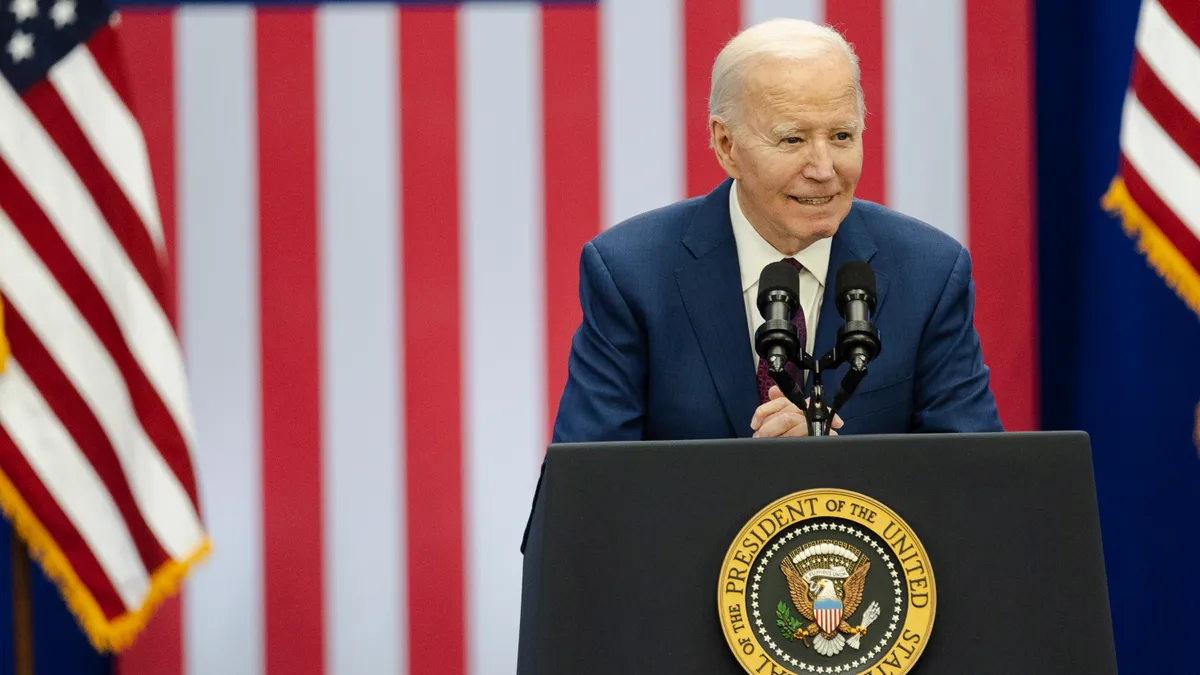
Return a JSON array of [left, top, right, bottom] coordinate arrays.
[[966, 0, 1037, 431], [113, 10, 183, 675], [116, 13, 178, 326], [542, 5, 601, 443], [685, 0, 739, 199], [399, 8, 465, 675], [256, 9, 324, 675], [825, 0, 885, 205]]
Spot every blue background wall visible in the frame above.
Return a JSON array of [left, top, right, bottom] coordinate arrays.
[[1037, 0, 1200, 672]]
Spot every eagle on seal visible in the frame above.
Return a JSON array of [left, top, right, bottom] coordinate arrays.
[[781, 556, 871, 657]]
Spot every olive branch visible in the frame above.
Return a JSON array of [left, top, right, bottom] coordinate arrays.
[[776, 600, 803, 641]]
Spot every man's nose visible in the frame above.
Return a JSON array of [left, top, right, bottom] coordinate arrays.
[[801, 144, 836, 181]]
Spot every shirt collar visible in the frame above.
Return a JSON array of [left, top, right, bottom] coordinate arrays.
[[729, 180, 833, 292]]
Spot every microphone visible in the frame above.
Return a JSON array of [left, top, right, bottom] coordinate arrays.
[[754, 261, 802, 374], [829, 262, 881, 414], [834, 261, 881, 371]]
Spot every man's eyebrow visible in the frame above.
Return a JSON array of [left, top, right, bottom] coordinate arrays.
[[769, 121, 861, 137], [771, 123, 804, 137]]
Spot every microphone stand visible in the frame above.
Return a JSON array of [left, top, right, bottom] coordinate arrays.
[[766, 352, 827, 436], [768, 349, 869, 437], [764, 355, 806, 410]]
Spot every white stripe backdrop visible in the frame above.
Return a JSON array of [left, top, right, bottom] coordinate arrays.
[[742, 0, 821, 25], [886, 0, 966, 243], [318, 6, 404, 675], [178, 7, 262, 675], [461, 5, 545, 675], [602, 0, 682, 227]]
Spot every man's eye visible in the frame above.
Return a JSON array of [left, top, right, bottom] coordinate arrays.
[[835, 132, 853, 141], [783, 137, 802, 144]]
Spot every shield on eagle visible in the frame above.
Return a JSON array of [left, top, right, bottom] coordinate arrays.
[[813, 597, 842, 634]]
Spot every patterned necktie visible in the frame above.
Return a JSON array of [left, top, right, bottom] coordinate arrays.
[[756, 258, 807, 404]]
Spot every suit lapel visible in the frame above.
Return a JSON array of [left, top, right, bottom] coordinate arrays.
[[675, 180, 759, 438], [813, 203, 890, 394]]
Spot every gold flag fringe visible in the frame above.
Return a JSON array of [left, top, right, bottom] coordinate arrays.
[[0, 464, 210, 652], [1102, 177, 1200, 319], [0, 295, 9, 373]]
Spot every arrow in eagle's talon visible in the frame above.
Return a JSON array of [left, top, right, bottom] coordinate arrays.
[[847, 601, 882, 649]]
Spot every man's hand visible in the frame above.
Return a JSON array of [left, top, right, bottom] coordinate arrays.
[[750, 385, 844, 437]]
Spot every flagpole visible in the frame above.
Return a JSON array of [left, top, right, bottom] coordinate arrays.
[[11, 529, 34, 675]]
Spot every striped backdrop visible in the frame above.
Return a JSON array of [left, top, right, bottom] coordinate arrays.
[[109, 1, 1035, 674]]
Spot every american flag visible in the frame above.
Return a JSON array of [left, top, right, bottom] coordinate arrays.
[[0, 0, 207, 655], [1104, 0, 1200, 318], [6, 0, 1036, 673]]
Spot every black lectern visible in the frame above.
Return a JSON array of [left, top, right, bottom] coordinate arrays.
[[517, 432, 1118, 674]]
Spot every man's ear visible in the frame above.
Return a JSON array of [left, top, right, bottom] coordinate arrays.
[[710, 117, 740, 180]]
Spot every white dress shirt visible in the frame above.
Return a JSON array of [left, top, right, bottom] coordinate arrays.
[[729, 181, 832, 368]]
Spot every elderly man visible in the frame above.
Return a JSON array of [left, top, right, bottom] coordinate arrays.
[[552, 18, 1003, 442]]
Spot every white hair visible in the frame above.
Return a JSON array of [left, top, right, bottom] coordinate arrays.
[[708, 18, 866, 137]]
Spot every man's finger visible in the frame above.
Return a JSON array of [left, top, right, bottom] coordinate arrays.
[[755, 406, 843, 437], [750, 395, 798, 430], [784, 421, 815, 437], [782, 421, 838, 437], [754, 411, 808, 438]]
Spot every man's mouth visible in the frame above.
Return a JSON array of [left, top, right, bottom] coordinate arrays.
[[790, 195, 835, 205]]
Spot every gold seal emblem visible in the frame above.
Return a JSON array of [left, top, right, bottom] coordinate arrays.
[[718, 489, 935, 674]]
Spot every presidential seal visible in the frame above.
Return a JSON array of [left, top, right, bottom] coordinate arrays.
[[718, 489, 935, 675]]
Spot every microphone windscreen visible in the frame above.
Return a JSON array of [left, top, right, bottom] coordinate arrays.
[[757, 261, 801, 310], [835, 262, 876, 317], [835, 261, 876, 299]]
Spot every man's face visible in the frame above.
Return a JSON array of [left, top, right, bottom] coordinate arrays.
[[713, 53, 863, 254]]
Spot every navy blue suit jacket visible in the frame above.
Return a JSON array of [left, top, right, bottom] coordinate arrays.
[[552, 179, 1003, 442]]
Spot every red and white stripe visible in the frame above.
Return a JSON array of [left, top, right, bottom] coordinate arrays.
[[1119, 0, 1200, 260], [0, 18, 206, 646], [816, 607, 842, 635], [112, 1, 1035, 674]]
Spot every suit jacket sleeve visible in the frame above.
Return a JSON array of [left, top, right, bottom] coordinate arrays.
[[551, 241, 647, 443], [912, 246, 1005, 432]]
